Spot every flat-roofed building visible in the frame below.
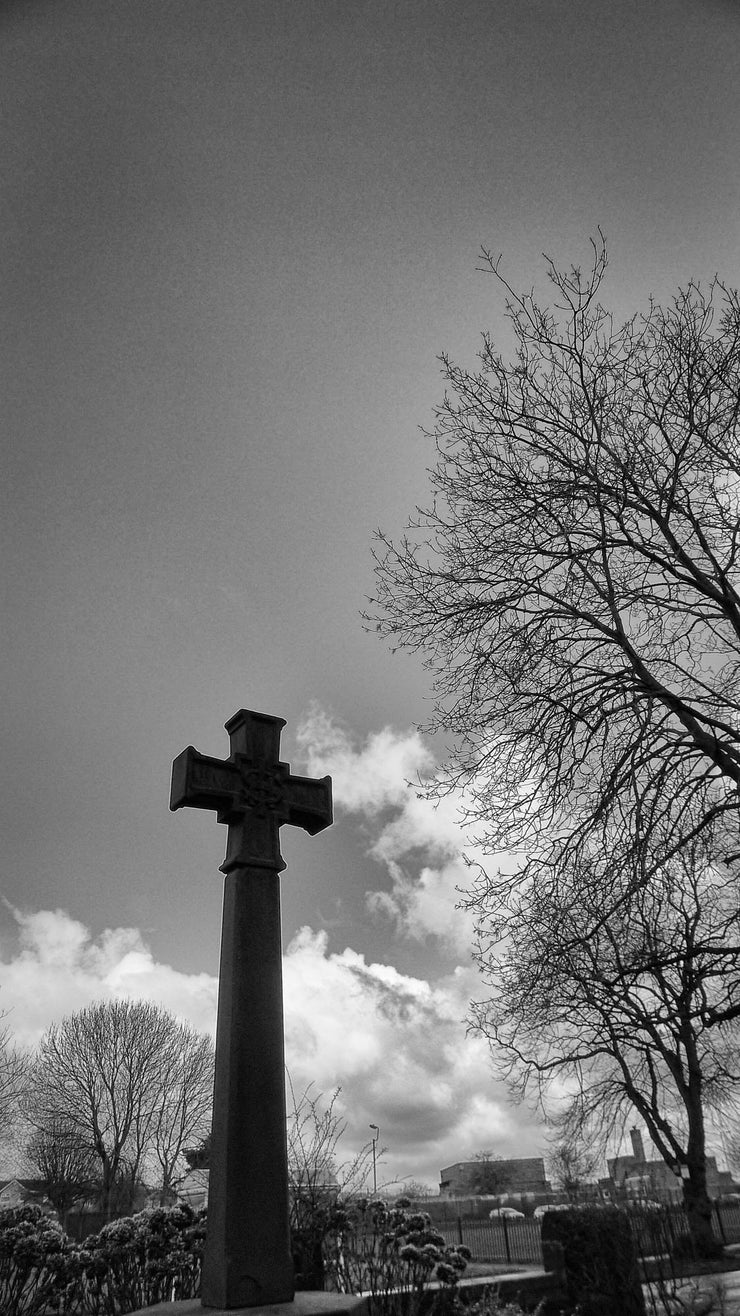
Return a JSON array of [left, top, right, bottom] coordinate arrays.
[[439, 1157, 550, 1198]]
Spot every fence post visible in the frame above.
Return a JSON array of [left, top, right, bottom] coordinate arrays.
[[456, 1216, 463, 1245], [714, 1201, 727, 1244], [501, 1212, 511, 1265]]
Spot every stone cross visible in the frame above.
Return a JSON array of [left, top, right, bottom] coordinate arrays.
[[170, 709, 332, 1310]]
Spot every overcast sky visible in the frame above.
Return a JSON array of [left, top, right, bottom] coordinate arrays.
[[1, 0, 739, 1188]]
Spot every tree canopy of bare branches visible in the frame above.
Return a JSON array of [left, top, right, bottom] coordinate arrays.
[[149, 1022, 214, 1204], [27, 999, 213, 1215], [467, 841, 740, 1250], [0, 1017, 28, 1159], [547, 1140, 597, 1203], [468, 1149, 505, 1196], [371, 237, 740, 916], [286, 1080, 376, 1290]]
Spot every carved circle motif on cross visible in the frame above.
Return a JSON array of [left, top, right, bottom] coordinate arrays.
[[235, 758, 287, 817]]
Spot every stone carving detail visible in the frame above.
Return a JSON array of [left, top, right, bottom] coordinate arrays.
[[236, 760, 287, 817], [191, 764, 235, 795]]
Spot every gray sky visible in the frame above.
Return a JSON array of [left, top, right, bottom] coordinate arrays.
[[1, 0, 738, 1185]]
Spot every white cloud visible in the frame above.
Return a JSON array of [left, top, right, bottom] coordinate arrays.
[[367, 859, 473, 956], [0, 906, 545, 1185], [296, 708, 493, 954], [288, 710, 549, 1180], [0, 905, 218, 1048], [296, 705, 435, 816]]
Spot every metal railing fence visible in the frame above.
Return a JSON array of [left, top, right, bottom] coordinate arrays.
[[435, 1200, 740, 1268], [437, 1216, 543, 1265]]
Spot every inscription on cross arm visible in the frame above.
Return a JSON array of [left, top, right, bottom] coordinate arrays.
[[170, 708, 332, 872]]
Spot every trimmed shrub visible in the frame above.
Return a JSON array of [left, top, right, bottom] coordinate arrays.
[[540, 1205, 645, 1316], [0, 1200, 205, 1316], [77, 1203, 205, 1313]]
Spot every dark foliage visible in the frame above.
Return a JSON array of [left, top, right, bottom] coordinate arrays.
[[540, 1206, 645, 1316], [0, 1201, 204, 1316]]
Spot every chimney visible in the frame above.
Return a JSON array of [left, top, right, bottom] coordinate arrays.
[[630, 1128, 646, 1163]]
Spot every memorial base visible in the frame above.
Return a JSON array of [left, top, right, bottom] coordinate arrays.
[[131, 1292, 370, 1316]]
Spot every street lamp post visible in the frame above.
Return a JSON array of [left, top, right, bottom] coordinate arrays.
[[369, 1124, 379, 1195]]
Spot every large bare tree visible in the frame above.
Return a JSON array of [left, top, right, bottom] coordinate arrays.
[[371, 239, 740, 1255], [28, 999, 213, 1216]]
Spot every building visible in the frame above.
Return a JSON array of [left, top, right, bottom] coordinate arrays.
[[439, 1157, 550, 1199], [0, 1179, 52, 1210], [603, 1128, 737, 1202]]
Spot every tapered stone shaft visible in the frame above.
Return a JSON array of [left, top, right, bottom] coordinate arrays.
[[170, 709, 332, 1309]]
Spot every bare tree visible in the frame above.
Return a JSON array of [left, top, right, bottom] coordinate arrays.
[[399, 1179, 436, 1199], [467, 841, 740, 1252], [370, 240, 740, 1256], [0, 1018, 28, 1157], [286, 1079, 376, 1289], [469, 1150, 505, 1196], [370, 237, 740, 910], [287, 1080, 375, 1203], [27, 999, 212, 1217], [547, 1139, 597, 1203], [25, 1120, 98, 1214], [149, 1023, 214, 1204]]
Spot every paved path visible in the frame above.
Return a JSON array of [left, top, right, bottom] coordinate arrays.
[[644, 1268, 740, 1314]]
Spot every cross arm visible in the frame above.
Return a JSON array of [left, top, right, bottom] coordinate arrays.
[[285, 773, 332, 835], [170, 747, 238, 814]]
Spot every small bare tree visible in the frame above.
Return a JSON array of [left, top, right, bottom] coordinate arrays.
[[287, 1079, 376, 1290], [547, 1139, 597, 1203], [0, 1018, 28, 1160], [469, 1150, 505, 1196], [26, 1119, 98, 1214], [27, 999, 212, 1217], [149, 1023, 214, 1204]]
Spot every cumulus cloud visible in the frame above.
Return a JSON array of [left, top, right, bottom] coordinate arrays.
[[288, 709, 547, 1180], [296, 704, 435, 816], [0, 905, 545, 1185], [296, 707, 491, 955], [0, 905, 218, 1048], [282, 925, 542, 1185], [366, 859, 471, 957]]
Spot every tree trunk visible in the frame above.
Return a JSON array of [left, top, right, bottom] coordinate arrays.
[[682, 1076, 718, 1258], [682, 1170, 715, 1256], [100, 1162, 114, 1219]]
